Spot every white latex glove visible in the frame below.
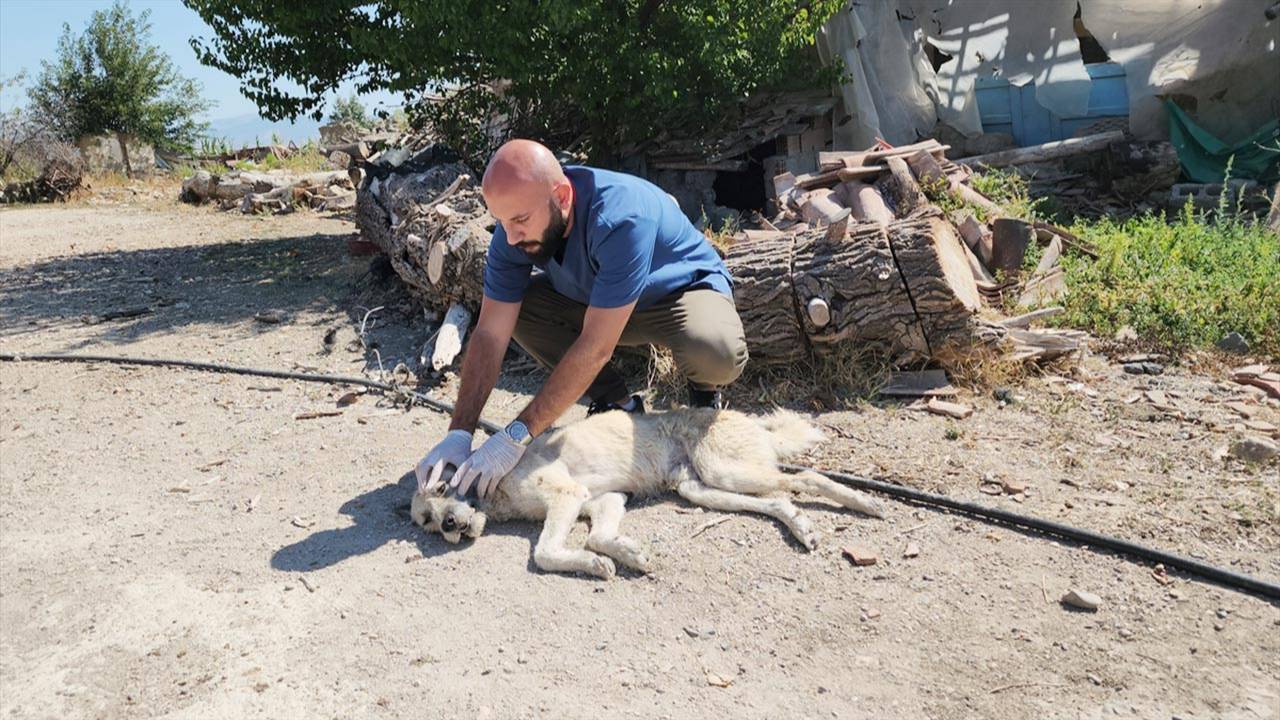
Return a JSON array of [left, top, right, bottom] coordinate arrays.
[[451, 430, 526, 499], [415, 429, 473, 494]]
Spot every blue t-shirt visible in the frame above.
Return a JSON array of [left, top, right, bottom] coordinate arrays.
[[482, 166, 733, 309]]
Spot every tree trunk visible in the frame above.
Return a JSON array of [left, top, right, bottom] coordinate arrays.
[[116, 131, 132, 179]]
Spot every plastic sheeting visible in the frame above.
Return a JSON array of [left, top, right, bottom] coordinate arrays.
[[821, 0, 1280, 148], [817, 2, 936, 148]]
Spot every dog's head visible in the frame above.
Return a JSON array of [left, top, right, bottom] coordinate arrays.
[[410, 479, 488, 544]]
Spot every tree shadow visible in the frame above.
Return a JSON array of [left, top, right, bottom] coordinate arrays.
[[0, 230, 368, 350]]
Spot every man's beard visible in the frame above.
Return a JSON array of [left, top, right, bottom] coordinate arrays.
[[517, 198, 568, 263]]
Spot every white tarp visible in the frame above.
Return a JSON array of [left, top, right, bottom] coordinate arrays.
[[821, 0, 1280, 147]]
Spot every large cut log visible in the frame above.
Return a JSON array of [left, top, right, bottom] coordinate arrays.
[[885, 212, 983, 356], [721, 235, 808, 366], [792, 223, 930, 361], [358, 151, 1013, 371]]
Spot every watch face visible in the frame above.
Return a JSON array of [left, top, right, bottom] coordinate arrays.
[[506, 420, 532, 445]]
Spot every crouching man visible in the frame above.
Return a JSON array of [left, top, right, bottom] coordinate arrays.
[[415, 139, 747, 499]]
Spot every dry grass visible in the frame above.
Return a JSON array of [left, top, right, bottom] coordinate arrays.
[[619, 341, 894, 411]]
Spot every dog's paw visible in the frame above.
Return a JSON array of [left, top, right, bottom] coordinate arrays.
[[588, 555, 616, 580], [621, 550, 652, 574], [790, 514, 818, 552]]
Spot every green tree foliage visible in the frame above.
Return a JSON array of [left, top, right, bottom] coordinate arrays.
[[328, 94, 368, 127], [185, 1, 843, 164], [28, 1, 212, 173]]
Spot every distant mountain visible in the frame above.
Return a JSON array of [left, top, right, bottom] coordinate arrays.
[[204, 112, 326, 148]]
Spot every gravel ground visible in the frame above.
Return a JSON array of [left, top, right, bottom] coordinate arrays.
[[1, 198, 1277, 719]]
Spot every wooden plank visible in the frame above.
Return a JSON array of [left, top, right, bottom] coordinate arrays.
[[956, 130, 1125, 169], [818, 141, 948, 171]]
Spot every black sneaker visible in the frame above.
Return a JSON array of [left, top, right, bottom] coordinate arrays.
[[587, 394, 646, 416], [688, 385, 724, 409]]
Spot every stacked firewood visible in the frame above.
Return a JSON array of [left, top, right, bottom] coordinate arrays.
[[354, 136, 1088, 372], [180, 168, 357, 214], [740, 138, 1088, 365]]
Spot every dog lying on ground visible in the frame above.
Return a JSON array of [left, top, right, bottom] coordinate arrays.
[[411, 407, 883, 579]]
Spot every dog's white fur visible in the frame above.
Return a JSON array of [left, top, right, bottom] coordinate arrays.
[[411, 408, 883, 579]]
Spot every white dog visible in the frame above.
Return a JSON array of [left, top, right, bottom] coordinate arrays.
[[411, 408, 883, 578]]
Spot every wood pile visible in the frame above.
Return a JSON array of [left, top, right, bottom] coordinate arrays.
[[743, 137, 1088, 365], [354, 134, 1090, 372], [180, 168, 357, 214], [1, 141, 85, 204]]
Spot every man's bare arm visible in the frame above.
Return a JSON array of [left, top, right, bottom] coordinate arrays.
[[448, 296, 521, 432], [516, 301, 636, 436]]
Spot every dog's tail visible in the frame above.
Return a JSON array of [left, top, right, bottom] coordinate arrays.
[[754, 409, 825, 459]]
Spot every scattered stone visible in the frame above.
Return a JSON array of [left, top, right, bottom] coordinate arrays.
[[290, 516, 315, 528], [1215, 608, 1229, 619], [1216, 332, 1250, 354], [1230, 437, 1278, 463], [254, 309, 287, 324], [1223, 401, 1258, 418], [978, 484, 1003, 496], [903, 542, 921, 558], [993, 387, 1015, 404], [1061, 589, 1101, 611], [1123, 361, 1164, 375], [1114, 325, 1138, 342], [1213, 622, 1225, 632], [1000, 478, 1027, 495], [1118, 628, 1134, 639], [842, 546, 878, 566], [926, 398, 973, 419], [1243, 419, 1278, 433], [704, 669, 735, 688]]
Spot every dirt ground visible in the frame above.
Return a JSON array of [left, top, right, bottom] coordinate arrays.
[[1, 194, 1277, 720]]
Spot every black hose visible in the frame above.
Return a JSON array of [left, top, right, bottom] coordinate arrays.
[[0, 351, 502, 435], [784, 463, 1280, 601], [3, 351, 1277, 601]]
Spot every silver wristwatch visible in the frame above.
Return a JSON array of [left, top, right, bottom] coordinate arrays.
[[504, 419, 534, 447]]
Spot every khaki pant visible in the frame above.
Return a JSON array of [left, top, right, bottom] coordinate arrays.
[[511, 275, 748, 404]]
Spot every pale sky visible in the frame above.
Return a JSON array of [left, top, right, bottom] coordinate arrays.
[[0, 0, 403, 142]]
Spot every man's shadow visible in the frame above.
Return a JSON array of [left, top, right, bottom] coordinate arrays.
[[271, 470, 539, 573]]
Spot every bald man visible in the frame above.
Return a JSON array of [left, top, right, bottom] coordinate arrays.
[[416, 139, 747, 499]]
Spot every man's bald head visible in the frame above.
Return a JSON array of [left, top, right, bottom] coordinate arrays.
[[482, 139, 566, 196], [482, 139, 575, 263]]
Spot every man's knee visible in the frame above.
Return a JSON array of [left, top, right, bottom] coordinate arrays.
[[676, 328, 748, 387]]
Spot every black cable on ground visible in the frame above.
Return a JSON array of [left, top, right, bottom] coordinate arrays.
[[0, 351, 502, 435], [3, 351, 1277, 601], [782, 463, 1280, 602]]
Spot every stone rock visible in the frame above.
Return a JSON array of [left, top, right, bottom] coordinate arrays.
[[842, 546, 878, 566], [1061, 589, 1101, 611], [1229, 437, 1278, 463], [1122, 361, 1164, 375], [1216, 332, 1250, 354], [903, 542, 921, 558]]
